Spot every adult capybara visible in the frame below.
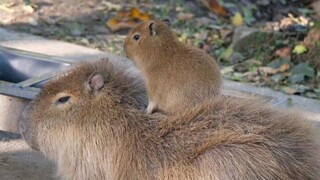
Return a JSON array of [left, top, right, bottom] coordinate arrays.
[[20, 59, 320, 180]]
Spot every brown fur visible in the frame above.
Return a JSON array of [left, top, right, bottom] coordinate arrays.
[[20, 59, 320, 180], [124, 19, 222, 114]]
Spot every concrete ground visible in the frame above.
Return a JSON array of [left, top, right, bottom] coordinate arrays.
[[0, 131, 56, 180], [0, 27, 320, 179]]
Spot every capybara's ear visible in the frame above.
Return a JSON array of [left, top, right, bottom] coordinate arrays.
[[149, 21, 157, 37], [162, 18, 171, 27], [87, 73, 104, 92]]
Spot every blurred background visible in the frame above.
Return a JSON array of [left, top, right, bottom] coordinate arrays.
[[0, 0, 319, 99]]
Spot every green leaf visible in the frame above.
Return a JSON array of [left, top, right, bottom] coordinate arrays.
[[279, 0, 286, 5], [267, 58, 292, 69], [232, 12, 244, 27], [291, 63, 314, 77], [219, 47, 234, 61], [286, 98, 293, 107], [292, 45, 308, 55], [271, 74, 282, 83], [287, 63, 314, 83], [305, 92, 317, 98], [287, 74, 305, 83], [280, 86, 297, 94], [242, 6, 254, 25], [221, 66, 234, 75], [292, 84, 310, 93], [178, 32, 189, 42], [280, 85, 309, 95], [66, 22, 85, 36], [230, 72, 245, 82]]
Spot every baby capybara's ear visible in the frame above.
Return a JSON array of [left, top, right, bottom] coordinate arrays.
[[148, 21, 157, 37], [162, 18, 171, 27], [87, 73, 105, 92]]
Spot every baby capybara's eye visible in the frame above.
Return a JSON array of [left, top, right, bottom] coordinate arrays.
[[133, 34, 140, 41]]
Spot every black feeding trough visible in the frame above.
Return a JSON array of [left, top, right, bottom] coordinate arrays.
[[0, 45, 73, 99]]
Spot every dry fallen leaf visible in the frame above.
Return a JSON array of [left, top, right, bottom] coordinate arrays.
[[106, 7, 152, 32], [258, 63, 290, 75], [139, 13, 152, 21], [281, 86, 297, 94], [219, 28, 233, 39], [100, 1, 121, 11], [177, 12, 195, 21], [195, 17, 214, 26], [23, 5, 35, 13], [275, 47, 291, 60], [130, 7, 142, 19], [0, 3, 15, 13], [277, 63, 290, 73], [303, 28, 320, 47], [243, 71, 257, 81], [312, 0, 320, 18], [130, 7, 152, 20], [201, 0, 229, 17], [106, 18, 119, 31], [116, 9, 131, 18], [258, 67, 277, 75], [107, 18, 137, 32]]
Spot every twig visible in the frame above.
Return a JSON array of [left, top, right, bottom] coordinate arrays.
[[0, 160, 9, 166]]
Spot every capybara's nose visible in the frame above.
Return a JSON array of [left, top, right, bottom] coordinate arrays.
[[20, 120, 27, 134], [19, 110, 39, 150], [19, 109, 29, 137]]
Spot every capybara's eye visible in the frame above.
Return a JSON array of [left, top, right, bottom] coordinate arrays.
[[133, 34, 140, 41], [56, 96, 70, 104]]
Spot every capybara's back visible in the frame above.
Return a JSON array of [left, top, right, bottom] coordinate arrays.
[[151, 97, 320, 179], [20, 59, 320, 180]]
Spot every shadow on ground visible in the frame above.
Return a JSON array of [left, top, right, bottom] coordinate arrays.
[[0, 131, 56, 180]]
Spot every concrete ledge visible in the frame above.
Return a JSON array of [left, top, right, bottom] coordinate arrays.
[[224, 80, 320, 122], [0, 28, 106, 61], [0, 96, 30, 133]]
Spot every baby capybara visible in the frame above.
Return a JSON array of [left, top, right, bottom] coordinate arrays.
[[124, 19, 222, 114]]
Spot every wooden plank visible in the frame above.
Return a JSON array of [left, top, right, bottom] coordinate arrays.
[[16, 71, 64, 88], [0, 81, 40, 100]]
